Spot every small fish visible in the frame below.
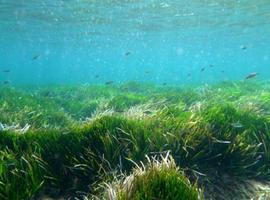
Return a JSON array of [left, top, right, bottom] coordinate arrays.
[[95, 75, 100, 78], [221, 70, 225, 73], [125, 52, 131, 56], [209, 64, 214, 68], [231, 121, 243, 128], [145, 70, 150, 74], [2, 69, 10, 73], [3, 80, 10, 85], [105, 81, 114, 85], [240, 45, 247, 50], [162, 82, 167, 86], [187, 73, 191, 77], [143, 110, 152, 115], [32, 55, 40, 60], [201, 68, 205, 72], [245, 72, 257, 80]]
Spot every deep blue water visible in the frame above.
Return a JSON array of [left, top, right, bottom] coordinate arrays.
[[0, 0, 269, 86]]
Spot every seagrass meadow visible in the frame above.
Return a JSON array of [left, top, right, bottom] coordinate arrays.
[[0, 81, 270, 200]]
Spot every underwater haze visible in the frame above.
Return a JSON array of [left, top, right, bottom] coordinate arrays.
[[0, 0, 270, 85]]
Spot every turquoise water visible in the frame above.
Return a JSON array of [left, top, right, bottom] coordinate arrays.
[[0, 0, 269, 85]]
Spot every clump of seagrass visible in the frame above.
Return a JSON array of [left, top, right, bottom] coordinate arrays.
[[85, 99, 114, 122], [98, 153, 202, 200], [0, 122, 30, 133], [86, 108, 115, 122], [123, 101, 162, 119]]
